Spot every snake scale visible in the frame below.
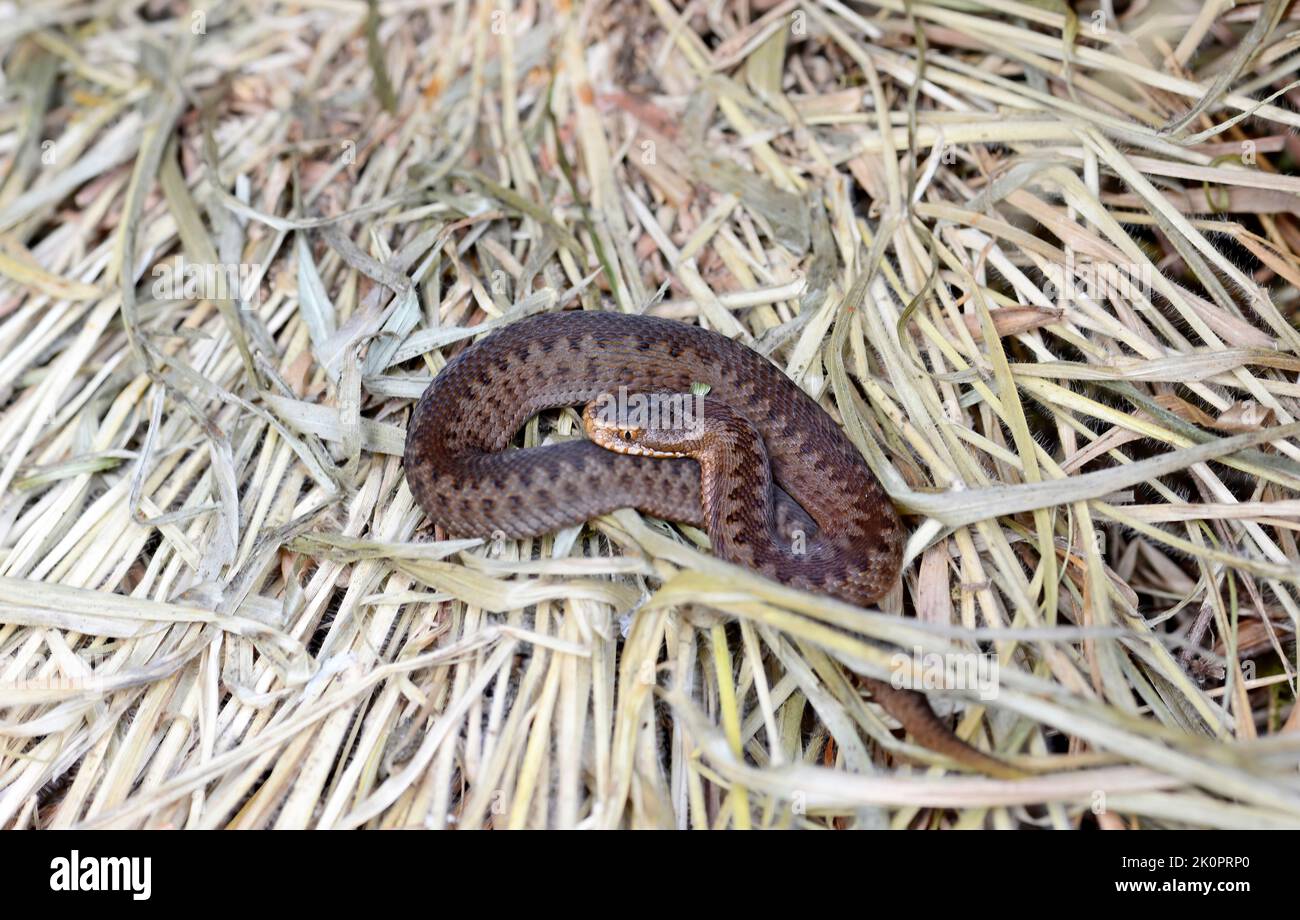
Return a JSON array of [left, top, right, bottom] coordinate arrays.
[[404, 310, 1015, 777]]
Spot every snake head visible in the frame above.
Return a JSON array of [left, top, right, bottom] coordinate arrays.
[[582, 394, 700, 459]]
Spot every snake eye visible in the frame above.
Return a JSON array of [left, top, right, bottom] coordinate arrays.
[[620, 429, 633, 441]]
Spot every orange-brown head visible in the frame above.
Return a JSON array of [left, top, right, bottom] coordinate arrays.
[[581, 390, 709, 459]]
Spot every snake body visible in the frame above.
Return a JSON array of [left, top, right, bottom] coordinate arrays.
[[405, 310, 1014, 776]]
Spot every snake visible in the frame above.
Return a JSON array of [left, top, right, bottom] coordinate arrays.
[[404, 309, 1016, 777]]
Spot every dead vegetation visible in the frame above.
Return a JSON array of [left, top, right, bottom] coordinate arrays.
[[2, 0, 1300, 828]]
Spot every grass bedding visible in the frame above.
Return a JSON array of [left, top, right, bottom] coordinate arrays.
[[1, 0, 1300, 829]]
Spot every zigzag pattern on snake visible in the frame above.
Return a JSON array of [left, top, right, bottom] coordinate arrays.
[[403, 310, 1016, 777]]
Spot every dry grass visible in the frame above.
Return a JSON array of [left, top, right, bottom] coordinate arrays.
[[2, 0, 1300, 829]]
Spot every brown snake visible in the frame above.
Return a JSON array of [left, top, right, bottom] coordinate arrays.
[[404, 310, 1016, 777]]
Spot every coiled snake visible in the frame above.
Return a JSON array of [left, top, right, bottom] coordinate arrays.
[[404, 310, 1015, 777]]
